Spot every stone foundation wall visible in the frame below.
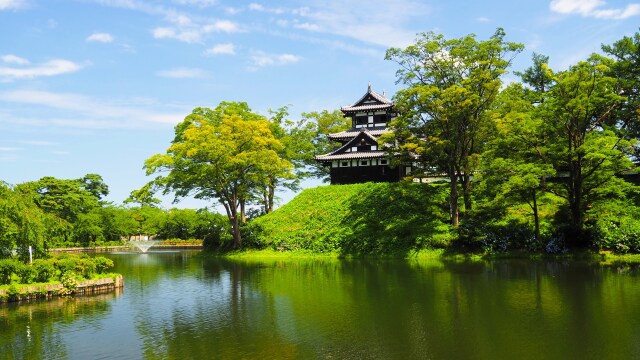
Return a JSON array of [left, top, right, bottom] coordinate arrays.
[[0, 275, 124, 304]]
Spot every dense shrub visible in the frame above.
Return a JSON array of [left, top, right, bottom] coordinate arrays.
[[593, 219, 640, 253], [54, 257, 77, 277], [33, 259, 56, 282], [75, 256, 97, 278], [590, 202, 640, 254], [0, 259, 18, 285], [15, 262, 37, 284], [94, 256, 114, 274]]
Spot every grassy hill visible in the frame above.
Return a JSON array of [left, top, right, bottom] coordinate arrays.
[[248, 182, 454, 256]]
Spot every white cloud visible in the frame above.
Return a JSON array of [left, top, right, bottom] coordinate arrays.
[[249, 51, 302, 69], [156, 67, 207, 78], [203, 20, 240, 33], [86, 32, 114, 43], [0, 147, 20, 151], [476, 16, 491, 23], [153, 19, 241, 43], [172, 0, 216, 7], [550, 0, 640, 19], [152, 27, 201, 43], [204, 43, 236, 56], [97, 0, 243, 43], [0, 90, 184, 128], [0, 59, 83, 81], [0, 0, 25, 10], [1, 54, 29, 65], [249, 2, 285, 14], [246, 1, 428, 48], [294, 22, 321, 31]]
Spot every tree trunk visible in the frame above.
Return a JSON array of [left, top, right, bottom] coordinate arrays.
[[231, 218, 242, 249], [240, 199, 246, 224], [532, 189, 540, 242], [463, 171, 472, 216], [222, 198, 242, 249], [267, 182, 275, 214], [567, 155, 585, 245], [449, 173, 459, 227]]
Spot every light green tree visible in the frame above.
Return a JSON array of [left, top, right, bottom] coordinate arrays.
[[144, 101, 292, 248]]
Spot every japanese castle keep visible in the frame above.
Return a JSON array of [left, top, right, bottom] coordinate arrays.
[[315, 84, 410, 185]]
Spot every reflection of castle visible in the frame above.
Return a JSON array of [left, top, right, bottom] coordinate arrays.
[[315, 84, 410, 184]]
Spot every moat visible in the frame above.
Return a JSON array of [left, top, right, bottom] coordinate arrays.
[[2, 250, 640, 359]]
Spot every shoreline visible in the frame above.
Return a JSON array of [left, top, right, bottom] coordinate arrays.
[[49, 243, 203, 253], [205, 248, 640, 263], [0, 274, 123, 304]]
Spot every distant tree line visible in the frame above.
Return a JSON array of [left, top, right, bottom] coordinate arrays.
[[0, 174, 231, 260]]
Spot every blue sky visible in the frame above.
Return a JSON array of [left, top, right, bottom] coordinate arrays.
[[1, 0, 639, 209]]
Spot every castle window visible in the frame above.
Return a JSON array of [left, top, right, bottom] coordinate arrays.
[[360, 160, 369, 166]]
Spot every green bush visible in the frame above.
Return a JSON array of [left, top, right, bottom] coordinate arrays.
[[54, 257, 77, 278], [590, 202, 640, 254], [593, 220, 640, 253], [59, 271, 77, 295], [0, 259, 18, 285], [15, 262, 37, 284], [74, 257, 96, 279], [94, 256, 114, 274], [33, 259, 55, 282]]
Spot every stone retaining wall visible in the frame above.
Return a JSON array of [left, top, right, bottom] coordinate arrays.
[[0, 275, 124, 304]]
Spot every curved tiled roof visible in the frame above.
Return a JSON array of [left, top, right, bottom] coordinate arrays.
[[341, 103, 393, 112], [328, 128, 389, 139], [340, 84, 394, 113], [315, 151, 387, 161]]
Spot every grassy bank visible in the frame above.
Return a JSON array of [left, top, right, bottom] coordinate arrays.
[[248, 182, 453, 256], [242, 182, 640, 261], [212, 247, 640, 264]]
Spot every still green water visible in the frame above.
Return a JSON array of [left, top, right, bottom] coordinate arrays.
[[1, 251, 640, 359]]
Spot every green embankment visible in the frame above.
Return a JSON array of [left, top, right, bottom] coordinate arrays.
[[250, 182, 454, 256]]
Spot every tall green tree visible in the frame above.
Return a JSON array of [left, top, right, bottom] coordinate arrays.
[[602, 31, 640, 144], [16, 175, 104, 223], [144, 101, 292, 248], [0, 182, 53, 260], [540, 55, 636, 245], [478, 83, 553, 241], [261, 105, 315, 213], [384, 28, 523, 226]]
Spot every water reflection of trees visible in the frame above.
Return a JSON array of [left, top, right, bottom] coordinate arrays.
[[0, 293, 118, 359], [130, 256, 640, 359]]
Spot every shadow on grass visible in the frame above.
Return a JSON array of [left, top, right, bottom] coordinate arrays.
[[336, 182, 453, 257]]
